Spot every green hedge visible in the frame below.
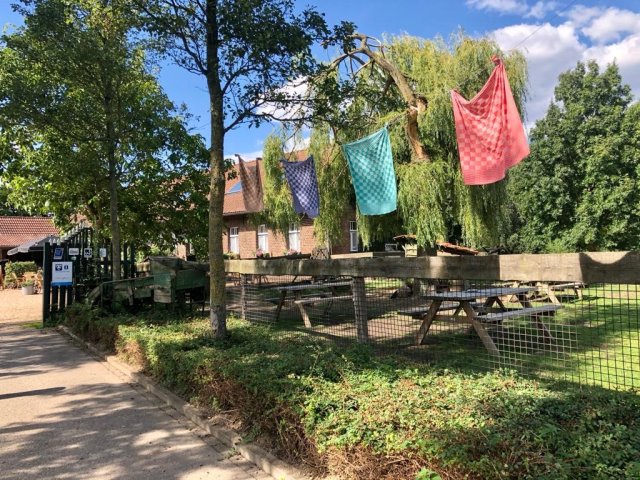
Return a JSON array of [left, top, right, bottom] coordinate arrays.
[[66, 308, 640, 479], [4, 261, 38, 286]]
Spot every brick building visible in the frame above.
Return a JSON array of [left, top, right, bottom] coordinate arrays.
[[222, 158, 359, 259]]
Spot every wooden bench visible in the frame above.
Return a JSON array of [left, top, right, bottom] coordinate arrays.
[[479, 304, 562, 323], [539, 282, 584, 304], [294, 295, 352, 328], [266, 292, 330, 305], [398, 301, 487, 319], [398, 302, 459, 318]]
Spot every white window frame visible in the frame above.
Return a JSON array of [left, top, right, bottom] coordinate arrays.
[[257, 224, 268, 252], [349, 220, 359, 252], [288, 223, 300, 252], [229, 226, 239, 254]]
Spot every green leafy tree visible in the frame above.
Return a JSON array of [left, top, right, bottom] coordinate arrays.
[[509, 61, 640, 252], [134, 0, 353, 337], [0, 0, 209, 273]]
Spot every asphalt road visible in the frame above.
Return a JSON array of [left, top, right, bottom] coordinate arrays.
[[0, 323, 273, 480]]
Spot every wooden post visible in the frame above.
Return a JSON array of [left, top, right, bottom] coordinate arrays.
[[352, 276, 369, 344], [240, 274, 248, 321], [59, 241, 67, 312], [42, 242, 52, 325]]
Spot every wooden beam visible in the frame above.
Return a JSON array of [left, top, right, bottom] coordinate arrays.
[[226, 252, 640, 284]]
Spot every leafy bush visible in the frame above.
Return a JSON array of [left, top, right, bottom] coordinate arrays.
[[64, 303, 121, 351], [69, 309, 640, 480], [6, 261, 38, 278]]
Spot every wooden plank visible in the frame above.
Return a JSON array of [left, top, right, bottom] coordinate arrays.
[[415, 300, 442, 345], [398, 302, 459, 317], [153, 273, 174, 304], [294, 295, 352, 305], [352, 277, 368, 344], [175, 269, 207, 290], [461, 302, 500, 357], [226, 251, 640, 284], [480, 304, 562, 322]]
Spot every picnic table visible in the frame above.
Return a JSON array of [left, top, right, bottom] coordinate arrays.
[[272, 280, 353, 327], [412, 287, 562, 356]]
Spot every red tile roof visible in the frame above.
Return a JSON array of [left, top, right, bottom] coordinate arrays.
[[0, 216, 59, 248]]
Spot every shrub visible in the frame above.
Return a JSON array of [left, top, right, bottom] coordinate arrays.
[[64, 303, 120, 351], [6, 261, 38, 278], [74, 313, 640, 480]]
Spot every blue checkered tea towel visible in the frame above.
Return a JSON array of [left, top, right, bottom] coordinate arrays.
[[342, 127, 397, 215], [281, 155, 320, 218]]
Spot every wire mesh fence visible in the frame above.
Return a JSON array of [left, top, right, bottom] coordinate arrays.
[[225, 266, 640, 392]]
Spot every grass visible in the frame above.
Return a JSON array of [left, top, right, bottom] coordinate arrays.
[[20, 321, 43, 329], [234, 281, 640, 391], [65, 302, 640, 480]]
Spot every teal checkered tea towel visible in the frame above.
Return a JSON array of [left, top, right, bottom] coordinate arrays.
[[342, 127, 397, 215]]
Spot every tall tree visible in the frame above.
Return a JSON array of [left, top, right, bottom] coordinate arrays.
[[509, 61, 640, 252], [135, 0, 352, 337], [0, 0, 209, 269]]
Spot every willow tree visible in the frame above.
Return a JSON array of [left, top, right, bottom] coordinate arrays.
[[263, 34, 527, 249]]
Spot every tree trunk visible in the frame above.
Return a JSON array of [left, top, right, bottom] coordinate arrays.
[[206, 0, 227, 337], [105, 80, 121, 281], [370, 53, 429, 162]]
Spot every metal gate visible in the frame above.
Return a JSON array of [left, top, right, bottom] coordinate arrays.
[[41, 226, 136, 322]]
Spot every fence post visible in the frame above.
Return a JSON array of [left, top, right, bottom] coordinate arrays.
[[352, 276, 369, 343], [240, 274, 248, 321], [59, 241, 67, 312], [42, 242, 52, 325]]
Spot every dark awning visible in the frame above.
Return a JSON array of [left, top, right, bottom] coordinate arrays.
[[7, 235, 59, 256]]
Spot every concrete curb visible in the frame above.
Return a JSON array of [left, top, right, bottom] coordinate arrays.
[[57, 325, 309, 480]]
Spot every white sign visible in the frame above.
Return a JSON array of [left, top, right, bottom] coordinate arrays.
[[68, 247, 80, 256], [99, 247, 107, 258], [83, 247, 93, 259], [52, 261, 73, 286]]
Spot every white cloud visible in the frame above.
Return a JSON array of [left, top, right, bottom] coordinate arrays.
[[526, 1, 558, 20], [492, 22, 583, 122], [467, 0, 528, 15], [254, 77, 311, 121], [584, 34, 640, 89], [466, 0, 557, 18], [230, 150, 263, 161], [284, 136, 310, 154], [563, 5, 601, 27], [581, 8, 640, 43], [489, 5, 640, 127]]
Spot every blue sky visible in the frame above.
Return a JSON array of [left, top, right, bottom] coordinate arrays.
[[2, 0, 639, 158]]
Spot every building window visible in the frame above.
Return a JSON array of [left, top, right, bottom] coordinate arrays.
[[257, 224, 268, 252], [349, 220, 359, 252], [229, 226, 239, 254], [288, 223, 300, 252]]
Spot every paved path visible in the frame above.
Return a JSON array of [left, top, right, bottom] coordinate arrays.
[[0, 323, 273, 480]]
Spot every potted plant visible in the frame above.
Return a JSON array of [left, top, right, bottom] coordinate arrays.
[[21, 279, 35, 295], [284, 248, 301, 258], [255, 248, 270, 259]]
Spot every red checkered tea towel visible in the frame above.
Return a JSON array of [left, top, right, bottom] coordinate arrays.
[[451, 57, 529, 185]]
